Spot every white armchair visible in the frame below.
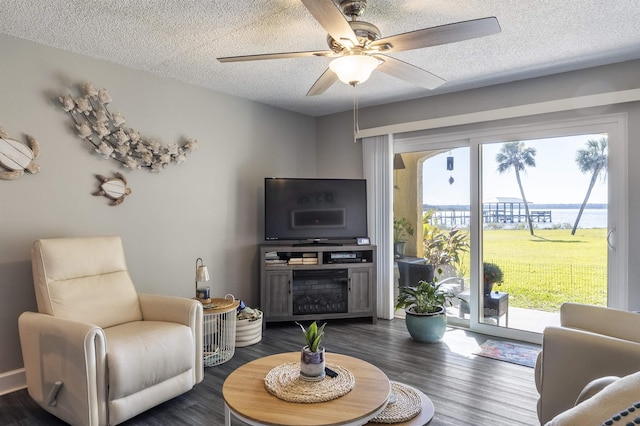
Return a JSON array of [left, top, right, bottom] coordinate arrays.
[[535, 303, 640, 424], [18, 236, 203, 426]]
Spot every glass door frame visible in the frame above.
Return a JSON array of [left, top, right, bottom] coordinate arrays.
[[395, 113, 628, 343]]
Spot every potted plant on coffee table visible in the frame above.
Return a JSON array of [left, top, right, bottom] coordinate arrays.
[[395, 278, 457, 343], [296, 321, 326, 381]]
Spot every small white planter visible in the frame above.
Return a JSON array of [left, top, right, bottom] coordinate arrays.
[[235, 310, 263, 347]]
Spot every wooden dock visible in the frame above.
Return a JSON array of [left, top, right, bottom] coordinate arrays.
[[429, 209, 552, 226], [483, 209, 552, 224]]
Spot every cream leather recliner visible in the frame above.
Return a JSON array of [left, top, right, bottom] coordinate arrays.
[[18, 236, 203, 426], [535, 303, 640, 424]]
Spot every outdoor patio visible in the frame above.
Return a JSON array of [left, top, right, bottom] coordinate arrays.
[[507, 306, 560, 333], [395, 304, 560, 335]]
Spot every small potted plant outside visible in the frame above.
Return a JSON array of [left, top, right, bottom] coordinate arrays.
[[395, 277, 457, 343], [297, 321, 326, 381], [393, 217, 414, 258], [483, 262, 504, 295]]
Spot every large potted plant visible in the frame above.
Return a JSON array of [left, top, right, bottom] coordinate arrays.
[[483, 262, 504, 295], [393, 217, 414, 258], [296, 321, 326, 381], [422, 210, 470, 267], [422, 210, 470, 291], [395, 278, 457, 343]]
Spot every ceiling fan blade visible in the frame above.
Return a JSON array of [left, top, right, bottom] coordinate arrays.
[[301, 0, 358, 48], [306, 69, 339, 96], [371, 17, 501, 53], [374, 55, 445, 90], [218, 50, 333, 63]]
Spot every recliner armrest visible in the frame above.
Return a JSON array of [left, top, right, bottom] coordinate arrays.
[[561, 303, 640, 343], [138, 293, 201, 326], [575, 376, 620, 405], [18, 311, 107, 426], [138, 294, 203, 383]]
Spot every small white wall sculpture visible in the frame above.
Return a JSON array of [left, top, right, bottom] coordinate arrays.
[[0, 126, 41, 180], [93, 172, 132, 206]]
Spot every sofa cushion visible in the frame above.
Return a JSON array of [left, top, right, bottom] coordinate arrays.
[[105, 321, 194, 400], [600, 402, 640, 425], [546, 371, 640, 425]]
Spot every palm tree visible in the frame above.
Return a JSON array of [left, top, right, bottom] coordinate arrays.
[[495, 142, 537, 235], [572, 137, 608, 235]]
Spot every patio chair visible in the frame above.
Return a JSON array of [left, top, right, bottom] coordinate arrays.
[[397, 259, 433, 287]]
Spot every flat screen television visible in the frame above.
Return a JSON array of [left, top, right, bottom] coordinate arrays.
[[264, 177, 368, 242]]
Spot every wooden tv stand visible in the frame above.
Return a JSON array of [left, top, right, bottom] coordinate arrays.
[[259, 244, 377, 326]]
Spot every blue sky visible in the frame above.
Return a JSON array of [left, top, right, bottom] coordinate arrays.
[[422, 134, 608, 206]]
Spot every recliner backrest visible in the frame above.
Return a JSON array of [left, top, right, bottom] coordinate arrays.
[[561, 302, 640, 343], [31, 236, 142, 328]]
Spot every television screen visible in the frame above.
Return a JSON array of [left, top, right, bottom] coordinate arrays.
[[264, 178, 368, 242]]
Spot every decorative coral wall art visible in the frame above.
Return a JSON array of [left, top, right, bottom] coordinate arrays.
[[0, 126, 41, 180], [59, 82, 197, 172], [93, 172, 132, 206]]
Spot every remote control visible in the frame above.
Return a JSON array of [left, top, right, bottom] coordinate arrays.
[[325, 367, 338, 378]]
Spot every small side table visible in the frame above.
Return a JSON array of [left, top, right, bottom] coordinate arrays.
[[202, 298, 239, 367], [484, 291, 509, 326], [458, 291, 509, 327]]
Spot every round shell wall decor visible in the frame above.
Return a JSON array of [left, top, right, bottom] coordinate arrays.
[[0, 126, 41, 180], [93, 172, 132, 206], [59, 82, 197, 172]]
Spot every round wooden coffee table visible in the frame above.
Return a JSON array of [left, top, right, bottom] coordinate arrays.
[[223, 352, 391, 426]]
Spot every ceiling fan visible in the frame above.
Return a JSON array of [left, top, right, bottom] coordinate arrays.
[[218, 0, 501, 96]]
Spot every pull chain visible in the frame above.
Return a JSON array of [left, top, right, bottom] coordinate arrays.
[[352, 83, 359, 143]]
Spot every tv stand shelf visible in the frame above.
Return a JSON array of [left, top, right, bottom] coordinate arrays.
[[260, 244, 377, 326]]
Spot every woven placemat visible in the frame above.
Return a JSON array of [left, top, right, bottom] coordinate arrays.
[[369, 381, 422, 424], [264, 362, 355, 403]]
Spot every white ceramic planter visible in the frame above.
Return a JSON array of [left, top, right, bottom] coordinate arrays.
[[404, 307, 447, 343]]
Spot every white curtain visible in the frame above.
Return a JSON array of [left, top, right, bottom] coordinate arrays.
[[362, 135, 394, 319]]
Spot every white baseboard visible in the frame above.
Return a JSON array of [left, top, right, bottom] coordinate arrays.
[[0, 368, 26, 396]]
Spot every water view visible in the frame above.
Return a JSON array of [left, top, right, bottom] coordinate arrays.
[[425, 205, 607, 229]]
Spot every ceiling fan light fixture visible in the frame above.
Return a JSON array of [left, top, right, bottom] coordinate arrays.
[[329, 53, 379, 86]]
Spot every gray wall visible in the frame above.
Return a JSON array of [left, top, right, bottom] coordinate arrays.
[[0, 35, 316, 373], [316, 59, 640, 310]]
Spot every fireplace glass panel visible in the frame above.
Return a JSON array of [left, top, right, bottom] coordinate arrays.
[[292, 269, 348, 315]]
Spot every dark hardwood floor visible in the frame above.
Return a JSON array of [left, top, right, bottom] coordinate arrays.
[[0, 319, 540, 425]]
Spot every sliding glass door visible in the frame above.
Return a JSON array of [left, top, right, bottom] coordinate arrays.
[[477, 135, 608, 333], [393, 115, 627, 342]]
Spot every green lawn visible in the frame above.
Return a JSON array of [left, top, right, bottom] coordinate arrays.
[[470, 228, 607, 312]]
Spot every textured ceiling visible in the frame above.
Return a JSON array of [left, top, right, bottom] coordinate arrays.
[[2, 0, 640, 117]]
